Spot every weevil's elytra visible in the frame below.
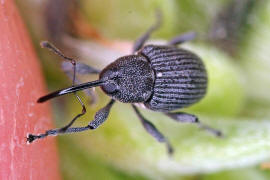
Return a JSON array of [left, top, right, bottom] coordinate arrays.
[[140, 45, 207, 112], [27, 12, 222, 155]]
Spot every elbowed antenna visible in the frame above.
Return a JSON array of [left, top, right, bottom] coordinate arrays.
[[37, 79, 105, 103]]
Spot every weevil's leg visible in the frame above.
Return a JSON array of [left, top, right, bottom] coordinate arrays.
[[88, 99, 115, 129], [132, 105, 173, 155], [168, 32, 196, 46], [27, 99, 115, 143], [165, 112, 223, 137], [132, 10, 162, 53], [62, 61, 100, 104]]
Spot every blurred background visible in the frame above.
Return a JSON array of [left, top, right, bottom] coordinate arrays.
[[15, 0, 270, 179]]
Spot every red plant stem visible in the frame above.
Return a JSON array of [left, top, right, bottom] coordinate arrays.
[[0, 1, 61, 179]]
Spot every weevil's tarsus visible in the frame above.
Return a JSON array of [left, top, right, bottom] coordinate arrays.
[[198, 124, 223, 137], [132, 105, 174, 155], [165, 112, 223, 137], [132, 9, 162, 53], [26, 99, 115, 143], [26, 125, 92, 143], [168, 32, 197, 46]]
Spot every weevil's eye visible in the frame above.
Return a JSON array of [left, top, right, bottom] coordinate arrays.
[[102, 82, 118, 94]]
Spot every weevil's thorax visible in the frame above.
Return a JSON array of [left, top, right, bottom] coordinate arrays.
[[99, 55, 154, 103]]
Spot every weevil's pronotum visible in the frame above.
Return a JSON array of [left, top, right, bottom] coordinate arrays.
[[27, 12, 222, 155]]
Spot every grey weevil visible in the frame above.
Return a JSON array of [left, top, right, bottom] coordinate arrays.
[[27, 12, 222, 155]]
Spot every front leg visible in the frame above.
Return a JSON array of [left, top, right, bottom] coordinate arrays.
[[27, 99, 115, 143], [132, 105, 173, 155], [165, 112, 223, 137]]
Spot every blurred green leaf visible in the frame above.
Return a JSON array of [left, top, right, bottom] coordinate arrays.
[[59, 137, 147, 180], [81, 0, 229, 39], [202, 167, 270, 180], [239, 1, 270, 102]]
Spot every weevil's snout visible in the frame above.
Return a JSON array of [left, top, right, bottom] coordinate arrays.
[[99, 55, 154, 103]]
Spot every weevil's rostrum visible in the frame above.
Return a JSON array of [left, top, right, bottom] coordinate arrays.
[[27, 13, 222, 155]]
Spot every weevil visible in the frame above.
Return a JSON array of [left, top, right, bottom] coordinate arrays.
[[27, 12, 222, 155]]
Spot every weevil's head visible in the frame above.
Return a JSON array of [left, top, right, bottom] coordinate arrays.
[[100, 55, 154, 103]]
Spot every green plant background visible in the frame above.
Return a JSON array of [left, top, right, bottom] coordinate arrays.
[[17, 0, 270, 179]]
